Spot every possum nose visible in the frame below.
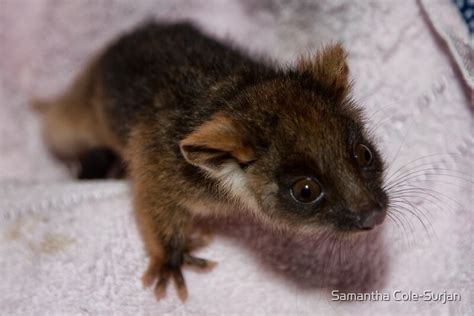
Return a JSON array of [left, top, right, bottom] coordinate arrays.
[[357, 206, 386, 229]]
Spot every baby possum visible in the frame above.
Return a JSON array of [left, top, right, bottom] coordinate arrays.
[[36, 22, 388, 301]]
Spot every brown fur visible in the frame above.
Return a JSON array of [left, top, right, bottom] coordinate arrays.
[[33, 55, 121, 158], [35, 22, 388, 301]]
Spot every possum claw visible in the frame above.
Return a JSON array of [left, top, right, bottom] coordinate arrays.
[[142, 249, 216, 302]]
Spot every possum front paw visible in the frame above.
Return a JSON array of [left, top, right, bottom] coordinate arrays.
[[141, 234, 216, 302]]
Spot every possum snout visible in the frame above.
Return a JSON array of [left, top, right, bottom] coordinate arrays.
[[355, 205, 386, 229]]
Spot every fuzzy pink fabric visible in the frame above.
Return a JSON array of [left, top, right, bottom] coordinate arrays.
[[1, 0, 472, 314]]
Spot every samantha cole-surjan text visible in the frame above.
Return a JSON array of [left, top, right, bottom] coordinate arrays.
[[331, 290, 461, 304]]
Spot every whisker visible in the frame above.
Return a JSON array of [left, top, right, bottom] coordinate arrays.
[[400, 198, 437, 239], [366, 103, 399, 122], [395, 178, 469, 189], [389, 204, 423, 238], [367, 116, 396, 135], [384, 171, 472, 192], [385, 152, 462, 177], [389, 192, 452, 217], [385, 163, 468, 185], [388, 184, 465, 212], [385, 210, 412, 244], [389, 191, 458, 220], [385, 163, 470, 183], [388, 204, 418, 233], [388, 199, 434, 238], [385, 211, 405, 239], [385, 113, 424, 172], [387, 207, 415, 245]]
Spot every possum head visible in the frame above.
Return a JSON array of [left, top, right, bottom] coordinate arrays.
[[180, 44, 388, 233]]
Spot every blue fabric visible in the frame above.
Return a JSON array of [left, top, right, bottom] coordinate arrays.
[[453, 0, 474, 33]]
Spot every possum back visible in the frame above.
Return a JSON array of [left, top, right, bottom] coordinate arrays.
[[97, 22, 264, 139]]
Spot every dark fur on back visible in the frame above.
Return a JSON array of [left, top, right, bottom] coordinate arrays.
[[99, 22, 275, 140]]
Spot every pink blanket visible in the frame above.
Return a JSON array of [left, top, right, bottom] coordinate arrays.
[[1, 0, 472, 314]]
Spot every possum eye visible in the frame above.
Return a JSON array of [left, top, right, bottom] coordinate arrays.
[[290, 178, 323, 204], [354, 144, 373, 167]]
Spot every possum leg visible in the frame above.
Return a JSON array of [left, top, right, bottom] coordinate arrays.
[[135, 193, 216, 302], [129, 133, 216, 301]]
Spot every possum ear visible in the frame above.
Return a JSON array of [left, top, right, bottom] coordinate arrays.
[[297, 43, 350, 102], [180, 113, 254, 173]]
